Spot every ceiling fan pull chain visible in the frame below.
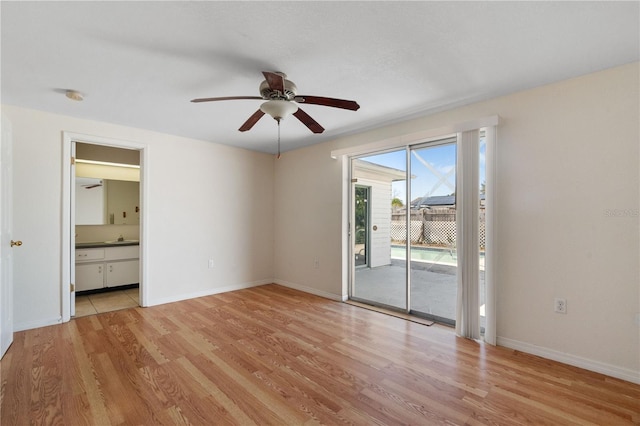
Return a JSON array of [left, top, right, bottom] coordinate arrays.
[[277, 119, 281, 159]]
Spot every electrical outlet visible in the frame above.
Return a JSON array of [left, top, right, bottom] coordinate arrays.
[[208, 259, 215, 269], [554, 298, 567, 314]]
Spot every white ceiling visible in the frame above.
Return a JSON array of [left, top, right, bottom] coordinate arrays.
[[2, 1, 638, 154]]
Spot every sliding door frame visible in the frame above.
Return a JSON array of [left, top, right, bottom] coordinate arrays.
[[348, 137, 459, 317], [337, 115, 498, 340], [404, 147, 411, 313]]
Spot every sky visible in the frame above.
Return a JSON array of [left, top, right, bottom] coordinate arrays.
[[359, 138, 486, 204]]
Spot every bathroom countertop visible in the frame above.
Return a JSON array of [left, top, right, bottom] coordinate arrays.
[[76, 241, 139, 249]]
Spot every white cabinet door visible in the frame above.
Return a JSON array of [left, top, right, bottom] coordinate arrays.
[[76, 263, 104, 291], [106, 260, 139, 287]]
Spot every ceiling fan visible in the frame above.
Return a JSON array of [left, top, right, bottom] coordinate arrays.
[[82, 182, 102, 189], [191, 71, 360, 156]]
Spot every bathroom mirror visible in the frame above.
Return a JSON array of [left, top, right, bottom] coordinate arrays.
[[76, 178, 140, 225]]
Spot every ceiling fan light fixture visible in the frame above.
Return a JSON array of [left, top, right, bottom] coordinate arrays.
[[260, 100, 298, 121]]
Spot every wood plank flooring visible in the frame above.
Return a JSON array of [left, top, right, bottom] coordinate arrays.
[[1, 284, 639, 425]]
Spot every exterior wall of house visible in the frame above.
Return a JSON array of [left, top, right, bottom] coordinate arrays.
[[352, 159, 405, 269], [2, 105, 275, 330], [273, 62, 640, 381]]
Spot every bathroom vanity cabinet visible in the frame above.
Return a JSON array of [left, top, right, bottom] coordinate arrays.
[[75, 244, 139, 292]]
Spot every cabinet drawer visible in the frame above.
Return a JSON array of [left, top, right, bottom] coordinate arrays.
[[104, 245, 139, 261], [76, 248, 105, 262]]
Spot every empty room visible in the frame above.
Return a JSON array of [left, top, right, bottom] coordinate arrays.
[[1, 1, 639, 425]]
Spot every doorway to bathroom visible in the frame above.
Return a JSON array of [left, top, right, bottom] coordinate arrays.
[[74, 142, 141, 317], [62, 132, 147, 322]]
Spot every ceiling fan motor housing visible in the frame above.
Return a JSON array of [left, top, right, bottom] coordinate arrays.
[[259, 73, 298, 100]]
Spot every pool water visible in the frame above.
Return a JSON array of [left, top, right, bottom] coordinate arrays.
[[391, 245, 485, 267]]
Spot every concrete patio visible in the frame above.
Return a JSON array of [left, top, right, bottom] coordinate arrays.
[[353, 259, 485, 325]]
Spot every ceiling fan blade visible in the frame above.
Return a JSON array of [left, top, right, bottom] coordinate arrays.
[[239, 109, 265, 132], [293, 108, 324, 134], [191, 96, 262, 103], [262, 71, 285, 93], [294, 95, 360, 111]]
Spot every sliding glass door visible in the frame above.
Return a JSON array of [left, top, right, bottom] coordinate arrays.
[[409, 140, 457, 324], [351, 149, 407, 310], [349, 133, 488, 330], [349, 141, 458, 321]]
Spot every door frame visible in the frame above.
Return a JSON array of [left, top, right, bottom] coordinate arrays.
[[61, 132, 148, 322], [1, 114, 14, 357]]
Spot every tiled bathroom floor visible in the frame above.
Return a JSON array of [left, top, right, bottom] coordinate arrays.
[[75, 287, 139, 318]]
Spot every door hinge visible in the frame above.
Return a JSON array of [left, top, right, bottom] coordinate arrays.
[[351, 178, 358, 183], [70, 283, 75, 292], [71, 156, 76, 165]]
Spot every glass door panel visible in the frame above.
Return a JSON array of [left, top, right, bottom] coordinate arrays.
[[351, 150, 407, 311], [354, 186, 370, 267], [409, 141, 458, 324]]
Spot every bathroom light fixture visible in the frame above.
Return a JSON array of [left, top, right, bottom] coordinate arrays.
[[65, 90, 84, 101], [75, 159, 140, 169]]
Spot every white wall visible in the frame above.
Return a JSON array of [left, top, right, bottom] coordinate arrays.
[[2, 105, 275, 330], [273, 63, 640, 381], [273, 141, 346, 301], [76, 224, 139, 243]]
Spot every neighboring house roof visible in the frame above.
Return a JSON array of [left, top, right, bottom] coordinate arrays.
[[412, 195, 455, 208], [353, 159, 407, 183]]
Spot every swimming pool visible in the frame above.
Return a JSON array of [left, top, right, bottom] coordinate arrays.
[[391, 245, 485, 267]]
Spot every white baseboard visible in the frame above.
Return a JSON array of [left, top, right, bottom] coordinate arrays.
[[497, 336, 640, 385], [146, 279, 272, 307], [14, 316, 62, 332], [273, 279, 346, 302]]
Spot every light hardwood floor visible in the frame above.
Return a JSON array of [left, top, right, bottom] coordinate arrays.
[[1, 284, 638, 425]]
